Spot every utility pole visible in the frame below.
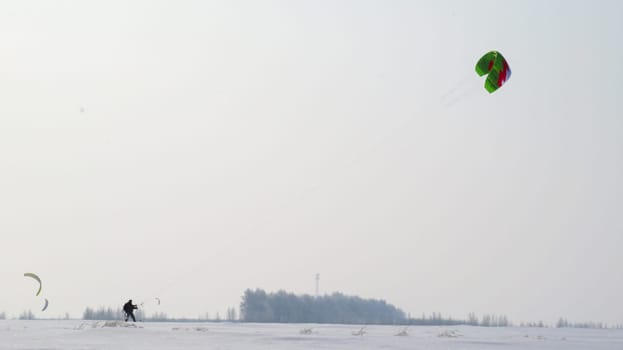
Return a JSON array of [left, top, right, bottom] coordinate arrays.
[[315, 273, 320, 297]]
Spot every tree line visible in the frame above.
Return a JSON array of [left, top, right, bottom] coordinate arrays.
[[82, 306, 146, 321], [556, 317, 611, 329], [81, 306, 236, 322], [239, 289, 406, 324], [404, 312, 510, 326]]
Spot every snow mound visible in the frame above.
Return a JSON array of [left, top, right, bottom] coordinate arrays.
[[299, 328, 313, 335], [352, 327, 366, 336], [101, 321, 142, 328], [72, 321, 144, 329], [523, 334, 547, 341], [438, 329, 462, 338], [395, 329, 409, 336], [72, 322, 95, 330]]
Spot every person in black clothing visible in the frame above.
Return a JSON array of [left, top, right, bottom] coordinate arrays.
[[123, 299, 138, 322]]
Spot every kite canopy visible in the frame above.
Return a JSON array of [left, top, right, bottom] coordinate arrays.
[[42, 298, 49, 312], [24, 273, 42, 296], [475, 51, 511, 93]]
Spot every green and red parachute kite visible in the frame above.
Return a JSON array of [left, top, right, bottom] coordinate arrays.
[[475, 51, 511, 93]]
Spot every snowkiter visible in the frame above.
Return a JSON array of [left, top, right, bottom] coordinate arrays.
[[123, 299, 138, 322]]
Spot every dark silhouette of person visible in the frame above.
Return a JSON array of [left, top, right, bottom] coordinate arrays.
[[123, 299, 138, 322]]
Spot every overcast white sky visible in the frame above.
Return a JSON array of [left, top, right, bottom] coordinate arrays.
[[1, 0, 622, 324]]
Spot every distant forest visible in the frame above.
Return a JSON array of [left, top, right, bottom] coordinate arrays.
[[239, 289, 406, 324], [83, 307, 146, 321], [68, 288, 621, 329]]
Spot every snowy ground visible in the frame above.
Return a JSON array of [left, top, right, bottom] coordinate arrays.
[[0, 320, 621, 349]]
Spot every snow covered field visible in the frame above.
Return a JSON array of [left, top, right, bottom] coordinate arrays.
[[0, 320, 621, 350]]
